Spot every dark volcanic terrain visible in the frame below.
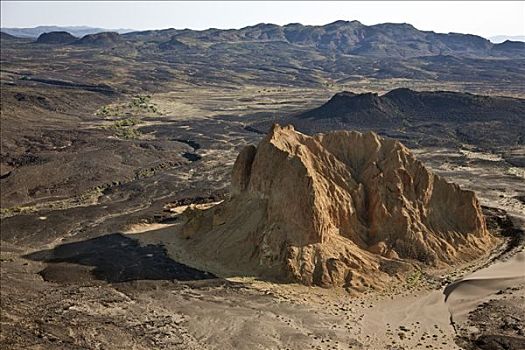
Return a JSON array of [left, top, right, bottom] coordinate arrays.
[[1, 21, 524, 350], [253, 88, 525, 150], [2, 21, 525, 94]]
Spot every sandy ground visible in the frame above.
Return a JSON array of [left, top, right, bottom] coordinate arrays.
[[127, 189, 524, 350], [445, 251, 525, 324]]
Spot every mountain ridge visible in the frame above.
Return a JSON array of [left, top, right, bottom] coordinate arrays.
[[2, 22, 524, 98], [1, 25, 133, 38], [298, 88, 525, 126], [248, 89, 525, 150], [4, 21, 523, 58], [120, 20, 525, 58]]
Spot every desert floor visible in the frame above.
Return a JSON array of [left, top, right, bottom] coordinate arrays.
[[1, 86, 524, 349]]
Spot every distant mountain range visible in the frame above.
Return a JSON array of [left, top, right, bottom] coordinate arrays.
[[0, 25, 133, 38], [116, 21, 524, 58], [1, 21, 525, 44], [489, 35, 525, 43], [2, 21, 521, 60], [2, 21, 524, 95]]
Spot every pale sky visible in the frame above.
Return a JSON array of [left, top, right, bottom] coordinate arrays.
[[1, 1, 524, 38]]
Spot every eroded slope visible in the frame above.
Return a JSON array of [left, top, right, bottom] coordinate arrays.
[[182, 124, 495, 289]]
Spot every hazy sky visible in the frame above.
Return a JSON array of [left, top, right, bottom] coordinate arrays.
[[1, 1, 524, 38]]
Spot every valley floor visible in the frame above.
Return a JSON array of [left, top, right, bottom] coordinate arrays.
[[1, 86, 524, 350]]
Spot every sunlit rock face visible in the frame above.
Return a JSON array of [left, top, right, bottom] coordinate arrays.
[[183, 124, 494, 290]]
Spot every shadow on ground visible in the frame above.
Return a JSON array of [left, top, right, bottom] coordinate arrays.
[[24, 233, 215, 283]]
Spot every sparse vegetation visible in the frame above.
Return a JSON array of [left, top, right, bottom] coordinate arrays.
[[113, 117, 140, 128], [96, 95, 162, 139], [128, 95, 159, 113], [114, 127, 142, 140], [96, 95, 161, 118], [406, 269, 423, 287], [102, 117, 143, 139], [97, 105, 111, 117]]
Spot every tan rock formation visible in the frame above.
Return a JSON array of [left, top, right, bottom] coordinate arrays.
[[182, 124, 495, 289]]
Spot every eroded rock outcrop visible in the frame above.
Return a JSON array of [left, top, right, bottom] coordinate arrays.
[[183, 124, 495, 289]]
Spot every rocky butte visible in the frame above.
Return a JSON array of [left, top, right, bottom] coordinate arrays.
[[182, 124, 495, 290]]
